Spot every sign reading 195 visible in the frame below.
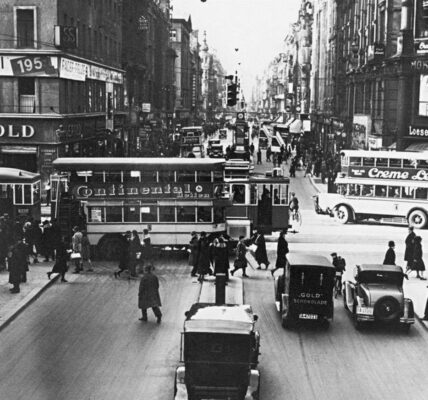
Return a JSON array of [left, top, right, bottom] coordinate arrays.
[[10, 55, 55, 76]]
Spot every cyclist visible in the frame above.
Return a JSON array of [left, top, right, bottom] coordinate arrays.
[[331, 252, 346, 297], [288, 192, 299, 220]]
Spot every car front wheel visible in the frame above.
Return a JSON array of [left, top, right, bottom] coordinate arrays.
[[336, 205, 351, 224]]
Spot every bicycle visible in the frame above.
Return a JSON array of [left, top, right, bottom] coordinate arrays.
[[334, 272, 343, 298], [289, 208, 302, 231]]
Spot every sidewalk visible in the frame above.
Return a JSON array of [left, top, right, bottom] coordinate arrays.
[[309, 175, 428, 330], [0, 261, 60, 331]]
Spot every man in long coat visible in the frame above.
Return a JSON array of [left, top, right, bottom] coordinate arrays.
[[8, 238, 29, 293], [189, 232, 199, 277], [404, 226, 416, 273], [138, 264, 162, 323], [196, 231, 211, 282], [271, 230, 289, 276]]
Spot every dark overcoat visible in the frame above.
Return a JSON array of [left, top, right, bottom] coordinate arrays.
[[254, 234, 269, 265], [413, 242, 426, 272], [275, 236, 289, 269], [138, 273, 162, 310], [188, 236, 199, 266], [52, 243, 69, 274], [8, 242, 28, 285], [404, 232, 416, 262], [197, 238, 211, 274], [383, 248, 396, 265]]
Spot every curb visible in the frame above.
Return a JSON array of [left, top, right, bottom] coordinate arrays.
[[0, 273, 60, 332], [414, 313, 428, 331], [308, 175, 321, 193]]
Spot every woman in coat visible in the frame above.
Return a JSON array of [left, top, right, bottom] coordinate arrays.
[[138, 264, 162, 323], [253, 229, 269, 270], [413, 236, 426, 280], [271, 230, 289, 275], [189, 232, 199, 277], [47, 239, 69, 282], [383, 241, 396, 265], [213, 236, 230, 281], [197, 231, 212, 282], [8, 238, 29, 293], [404, 226, 416, 273], [128, 230, 142, 278], [81, 230, 93, 272]]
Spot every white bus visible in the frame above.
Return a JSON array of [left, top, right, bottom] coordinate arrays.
[[316, 150, 428, 228]]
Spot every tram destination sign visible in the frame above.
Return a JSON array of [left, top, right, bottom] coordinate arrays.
[[349, 166, 428, 181], [73, 183, 213, 199]]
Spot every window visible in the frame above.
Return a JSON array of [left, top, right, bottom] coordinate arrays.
[[232, 185, 246, 204], [140, 205, 157, 222], [197, 206, 211, 222], [349, 157, 362, 166], [213, 170, 223, 182], [416, 187, 428, 200], [389, 158, 401, 168], [124, 204, 140, 222], [214, 207, 225, 223], [177, 206, 195, 222], [18, 78, 35, 113], [141, 170, 157, 182], [376, 158, 388, 167], [402, 187, 415, 199], [88, 207, 104, 222], [16, 8, 35, 48], [374, 185, 387, 197], [106, 206, 122, 222], [159, 206, 175, 222], [197, 171, 211, 182], [124, 170, 141, 183], [403, 159, 417, 169], [362, 185, 374, 197], [170, 29, 177, 41], [32, 182, 40, 203], [177, 170, 195, 182], [362, 157, 375, 167], [388, 186, 401, 198], [105, 171, 122, 183], [159, 170, 174, 183]]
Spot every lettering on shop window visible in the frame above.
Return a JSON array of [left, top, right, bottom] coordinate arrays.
[[74, 183, 212, 199], [409, 127, 428, 137]]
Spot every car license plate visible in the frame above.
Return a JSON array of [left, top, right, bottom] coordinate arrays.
[[299, 313, 318, 320], [357, 306, 373, 315]]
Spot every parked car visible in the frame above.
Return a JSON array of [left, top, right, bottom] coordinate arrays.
[[343, 264, 415, 330], [174, 303, 260, 400], [274, 253, 335, 329]]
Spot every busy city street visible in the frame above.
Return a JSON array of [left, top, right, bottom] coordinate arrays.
[[1, 166, 428, 400]]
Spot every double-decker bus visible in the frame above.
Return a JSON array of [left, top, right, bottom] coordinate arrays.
[[50, 158, 229, 258], [316, 150, 428, 228], [0, 167, 41, 222], [180, 126, 204, 158]]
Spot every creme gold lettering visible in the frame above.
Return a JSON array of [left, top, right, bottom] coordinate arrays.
[[0, 125, 4, 137], [22, 125, 35, 138], [8, 125, 19, 138]]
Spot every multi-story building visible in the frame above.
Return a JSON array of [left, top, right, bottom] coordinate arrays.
[[0, 0, 125, 187], [190, 30, 202, 124], [122, 0, 175, 153], [171, 17, 193, 126]]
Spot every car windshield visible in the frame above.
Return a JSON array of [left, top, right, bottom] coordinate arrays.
[[357, 270, 403, 286]]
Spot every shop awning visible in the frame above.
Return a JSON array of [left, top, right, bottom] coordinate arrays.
[[289, 119, 303, 134], [405, 142, 428, 152]]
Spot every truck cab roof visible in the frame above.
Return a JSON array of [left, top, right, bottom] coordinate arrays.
[[184, 303, 256, 335]]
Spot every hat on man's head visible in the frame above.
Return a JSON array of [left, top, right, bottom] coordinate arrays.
[[330, 252, 337, 257], [191, 231, 197, 235]]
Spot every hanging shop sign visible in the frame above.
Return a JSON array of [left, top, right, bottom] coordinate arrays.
[[0, 55, 59, 77]]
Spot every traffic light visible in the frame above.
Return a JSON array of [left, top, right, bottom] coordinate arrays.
[[227, 83, 237, 106]]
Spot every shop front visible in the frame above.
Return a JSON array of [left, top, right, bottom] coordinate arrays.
[[405, 124, 428, 152]]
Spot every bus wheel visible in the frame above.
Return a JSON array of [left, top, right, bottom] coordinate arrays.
[[408, 209, 428, 229], [335, 205, 351, 224], [98, 235, 125, 261]]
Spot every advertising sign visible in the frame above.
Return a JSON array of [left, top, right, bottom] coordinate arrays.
[[54, 26, 78, 49], [60, 58, 87, 81], [73, 183, 214, 200], [351, 115, 371, 150], [348, 166, 428, 182], [0, 55, 58, 77], [408, 125, 428, 137]]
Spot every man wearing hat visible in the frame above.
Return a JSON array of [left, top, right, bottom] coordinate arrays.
[[404, 226, 416, 274], [71, 226, 83, 273], [189, 231, 199, 277]]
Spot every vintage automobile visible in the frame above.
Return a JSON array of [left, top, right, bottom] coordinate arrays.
[[343, 264, 415, 330], [274, 254, 335, 329], [208, 143, 224, 158], [174, 303, 260, 400]]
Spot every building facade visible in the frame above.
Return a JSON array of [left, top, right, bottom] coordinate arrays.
[[0, 0, 125, 188]]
